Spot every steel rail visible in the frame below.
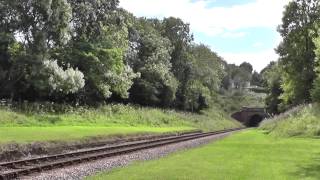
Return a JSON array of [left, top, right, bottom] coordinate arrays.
[[0, 128, 244, 180]]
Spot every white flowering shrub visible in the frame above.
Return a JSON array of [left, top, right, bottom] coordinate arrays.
[[97, 84, 112, 98], [104, 65, 141, 98], [43, 60, 85, 94], [78, 48, 140, 99]]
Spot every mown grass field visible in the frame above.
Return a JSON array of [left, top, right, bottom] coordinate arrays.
[[89, 130, 320, 180], [0, 103, 241, 144]]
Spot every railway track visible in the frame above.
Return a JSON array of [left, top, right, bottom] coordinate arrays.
[[0, 128, 244, 180]]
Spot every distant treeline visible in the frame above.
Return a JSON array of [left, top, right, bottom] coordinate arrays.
[[0, 0, 262, 112]]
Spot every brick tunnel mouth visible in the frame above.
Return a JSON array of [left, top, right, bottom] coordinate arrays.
[[246, 114, 263, 127]]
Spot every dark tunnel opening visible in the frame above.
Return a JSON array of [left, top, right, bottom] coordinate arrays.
[[246, 114, 263, 127]]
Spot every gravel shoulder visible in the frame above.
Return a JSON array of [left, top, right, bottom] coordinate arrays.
[[22, 131, 239, 180]]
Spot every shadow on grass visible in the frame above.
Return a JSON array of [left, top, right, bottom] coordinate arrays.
[[291, 154, 320, 179]]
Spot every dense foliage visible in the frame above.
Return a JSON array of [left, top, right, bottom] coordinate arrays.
[[263, 0, 320, 114], [261, 62, 283, 114], [311, 24, 320, 102], [221, 62, 255, 90], [0, 0, 229, 112]]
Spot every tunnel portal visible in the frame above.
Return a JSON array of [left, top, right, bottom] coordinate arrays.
[[246, 114, 264, 127], [231, 107, 269, 127]]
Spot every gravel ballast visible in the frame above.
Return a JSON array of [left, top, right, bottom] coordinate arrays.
[[23, 131, 238, 180]]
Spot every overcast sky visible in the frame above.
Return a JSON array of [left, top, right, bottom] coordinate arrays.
[[120, 0, 291, 72]]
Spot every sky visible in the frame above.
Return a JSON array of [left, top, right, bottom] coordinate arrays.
[[119, 0, 291, 72]]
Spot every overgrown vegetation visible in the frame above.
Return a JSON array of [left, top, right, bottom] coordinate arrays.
[[253, 0, 320, 138], [88, 130, 320, 180], [0, 103, 239, 129], [215, 91, 266, 113], [261, 0, 320, 114], [0, 0, 230, 112], [0, 0, 261, 146], [0, 0, 266, 113], [260, 104, 320, 137], [0, 102, 241, 144]]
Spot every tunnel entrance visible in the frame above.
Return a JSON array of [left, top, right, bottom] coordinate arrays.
[[246, 114, 263, 127]]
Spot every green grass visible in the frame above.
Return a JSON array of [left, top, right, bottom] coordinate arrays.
[[0, 104, 239, 130], [260, 104, 320, 137], [0, 126, 193, 143], [89, 130, 320, 180], [0, 103, 241, 144], [215, 91, 266, 114]]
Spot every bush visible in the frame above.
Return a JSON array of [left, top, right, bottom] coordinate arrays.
[[43, 60, 85, 94], [0, 100, 79, 114], [311, 77, 320, 102]]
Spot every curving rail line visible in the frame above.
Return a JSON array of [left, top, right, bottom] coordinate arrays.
[[0, 128, 245, 180]]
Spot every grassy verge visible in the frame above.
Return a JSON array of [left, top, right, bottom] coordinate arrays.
[[89, 130, 320, 180], [0, 126, 193, 144], [260, 104, 320, 137], [0, 103, 241, 144]]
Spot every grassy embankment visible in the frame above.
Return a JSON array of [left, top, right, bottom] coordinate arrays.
[[89, 130, 320, 180], [0, 90, 264, 144], [0, 103, 241, 144], [260, 103, 320, 137], [215, 91, 266, 113]]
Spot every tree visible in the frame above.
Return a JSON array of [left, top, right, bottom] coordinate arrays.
[[185, 44, 225, 111], [56, 41, 139, 104], [128, 18, 178, 107], [277, 0, 320, 106], [311, 25, 320, 102], [160, 17, 193, 79], [0, 0, 142, 104], [159, 17, 195, 109], [262, 62, 284, 114], [190, 44, 224, 91], [251, 71, 263, 87], [240, 62, 253, 74], [0, 1, 228, 112], [222, 63, 252, 90], [68, 0, 119, 41], [0, 0, 74, 100]]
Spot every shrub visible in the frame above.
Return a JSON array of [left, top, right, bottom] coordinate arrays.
[[43, 60, 85, 94], [311, 76, 320, 102]]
